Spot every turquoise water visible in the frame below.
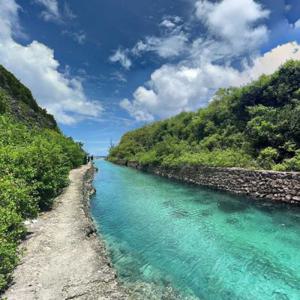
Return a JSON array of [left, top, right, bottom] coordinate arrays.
[[91, 160, 300, 299]]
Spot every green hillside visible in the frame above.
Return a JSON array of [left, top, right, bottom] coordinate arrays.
[[109, 60, 300, 172], [0, 66, 57, 130], [0, 66, 86, 291]]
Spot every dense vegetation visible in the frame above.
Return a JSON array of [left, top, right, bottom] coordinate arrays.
[[0, 66, 86, 292], [109, 60, 300, 172], [0, 66, 57, 129]]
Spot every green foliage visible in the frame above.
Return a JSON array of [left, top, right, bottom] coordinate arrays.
[[257, 147, 278, 170], [163, 149, 255, 168], [0, 205, 25, 292], [0, 115, 86, 291], [0, 91, 8, 114], [0, 240, 19, 292], [109, 60, 300, 172], [0, 176, 38, 219], [0, 65, 57, 130], [274, 151, 300, 172], [0, 66, 38, 111], [0, 72, 87, 291]]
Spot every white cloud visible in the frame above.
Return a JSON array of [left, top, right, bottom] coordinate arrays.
[[132, 32, 188, 58], [109, 49, 132, 70], [111, 15, 185, 61], [0, 0, 103, 124], [195, 0, 269, 53], [122, 41, 300, 121], [120, 98, 154, 122], [121, 63, 242, 121], [34, 0, 60, 22], [0, 0, 25, 40], [243, 42, 300, 80], [160, 16, 182, 29], [34, 0, 77, 22], [294, 19, 300, 29], [120, 0, 299, 121], [160, 19, 176, 29], [110, 16, 185, 67], [131, 15, 187, 59]]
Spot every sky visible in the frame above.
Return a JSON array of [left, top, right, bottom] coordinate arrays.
[[0, 0, 300, 155]]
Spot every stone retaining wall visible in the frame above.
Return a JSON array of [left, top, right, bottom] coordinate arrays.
[[119, 160, 300, 204]]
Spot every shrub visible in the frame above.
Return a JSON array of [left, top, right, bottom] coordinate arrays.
[[0, 240, 19, 293], [0, 115, 86, 291], [0, 175, 38, 219], [277, 151, 300, 171], [109, 60, 300, 171], [257, 147, 278, 170], [165, 149, 255, 168], [0, 207, 26, 243]]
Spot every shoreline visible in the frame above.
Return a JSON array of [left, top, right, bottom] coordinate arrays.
[[3, 163, 128, 300], [111, 160, 300, 205]]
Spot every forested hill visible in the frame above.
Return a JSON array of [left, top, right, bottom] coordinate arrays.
[[0, 66, 86, 292], [0, 65, 57, 130], [109, 60, 300, 172]]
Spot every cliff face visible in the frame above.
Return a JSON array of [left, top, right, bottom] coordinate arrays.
[[0, 65, 58, 130]]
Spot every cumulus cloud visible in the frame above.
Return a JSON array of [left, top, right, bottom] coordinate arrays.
[[33, 0, 60, 22], [0, 0, 103, 124], [120, 97, 154, 122], [243, 42, 300, 80], [123, 41, 300, 121], [195, 0, 269, 53], [120, 0, 299, 121], [109, 49, 132, 70], [121, 64, 242, 121]]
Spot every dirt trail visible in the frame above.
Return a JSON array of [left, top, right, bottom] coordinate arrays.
[[4, 164, 128, 300]]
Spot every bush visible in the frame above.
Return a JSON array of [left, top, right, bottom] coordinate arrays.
[[0, 240, 19, 293], [0, 175, 38, 219], [163, 149, 255, 168], [0, 115, 86, 291], [109, 60, 300, 171], [277, 151, 300, 171], [257, 147, 278, 170], [138, 150, 159, 166]]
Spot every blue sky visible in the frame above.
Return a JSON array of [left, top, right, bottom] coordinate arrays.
[[0, 0, 300, 155]]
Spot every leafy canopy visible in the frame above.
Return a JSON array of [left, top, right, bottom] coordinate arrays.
[[109, 60, 300, 171]]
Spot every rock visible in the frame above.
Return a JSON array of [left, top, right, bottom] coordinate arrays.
[[117, 161, 300, 205]]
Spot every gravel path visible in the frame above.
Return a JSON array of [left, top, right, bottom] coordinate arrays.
[[4, 164, 128, 300]]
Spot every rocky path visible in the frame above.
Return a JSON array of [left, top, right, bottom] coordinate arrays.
[[4, 164, 128, 300]]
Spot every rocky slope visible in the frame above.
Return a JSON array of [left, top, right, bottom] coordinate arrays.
[[0, 65, 57, 130]]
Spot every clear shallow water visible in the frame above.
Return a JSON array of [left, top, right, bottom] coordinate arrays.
[[91, 160, 300, 299]]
